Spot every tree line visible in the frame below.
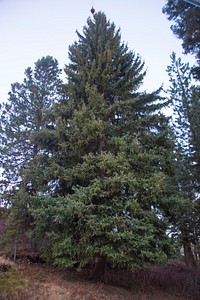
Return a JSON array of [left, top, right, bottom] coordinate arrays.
[[0, 2, 199, 281]]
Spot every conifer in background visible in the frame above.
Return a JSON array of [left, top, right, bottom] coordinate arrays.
[[0, 56, 64, 253], [0, 56, 63, 198], [166, 52, 200, 267]]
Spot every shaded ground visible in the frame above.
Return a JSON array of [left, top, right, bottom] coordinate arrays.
[[1, 256, 196, 300]]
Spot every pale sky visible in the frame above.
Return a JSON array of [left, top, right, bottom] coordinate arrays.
[[0, 0, 195, 103]]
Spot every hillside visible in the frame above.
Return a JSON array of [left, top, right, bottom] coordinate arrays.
[[1, 255, 199, 300]]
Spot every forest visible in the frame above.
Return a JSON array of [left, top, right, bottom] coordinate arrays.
[[0, 1, 200, 299]]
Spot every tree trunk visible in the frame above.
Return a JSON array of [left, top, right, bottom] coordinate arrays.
[[89, 255, 107, 283], [89, 139, 108, 282], [183, 240, 196, 268], [97, 137, 106, 154], [13, 224, 19, 262], [13, 239, 17, 262], [193, 242, 200, 262]]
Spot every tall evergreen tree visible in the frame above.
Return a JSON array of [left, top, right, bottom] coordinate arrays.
[[0, 56, 64, 253], [166, 52, 200, 266], [29, 12, 177, 281], [0, 56, 63, 198]]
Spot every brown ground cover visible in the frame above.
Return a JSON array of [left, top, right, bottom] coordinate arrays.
[[1, 255, 199, 300]]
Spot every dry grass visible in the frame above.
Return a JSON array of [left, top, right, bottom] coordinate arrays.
[[0, 256, 199, 300], [0, 257, 30, 300]]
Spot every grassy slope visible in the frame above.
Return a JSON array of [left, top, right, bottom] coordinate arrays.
[[1, 256, 198, 300]]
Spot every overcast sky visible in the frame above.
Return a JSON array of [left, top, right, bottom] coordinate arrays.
[[0, 0, 195, 103]]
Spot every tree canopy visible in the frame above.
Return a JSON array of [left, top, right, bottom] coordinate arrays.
[[163, 0, 200, 79]]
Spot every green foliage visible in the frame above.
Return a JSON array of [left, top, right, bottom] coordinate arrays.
[[0, 56, 63, 196], [0, 56, 64, 255], [163, 0, 200, 79], [65, 12, 145, 111], [27, 12, 178, 271], [167, 52, 200, 194], [0, 188, 32, 255], [189, 86, 200, 185], [166, 52, 200, 265], [0, 11, 182, 273]]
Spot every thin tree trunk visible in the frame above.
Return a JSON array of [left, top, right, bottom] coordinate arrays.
[[97, 137, 106, 154], [13, 227, 19, 262], [193, 242, 200, 262], [183, 240, 196, 268]]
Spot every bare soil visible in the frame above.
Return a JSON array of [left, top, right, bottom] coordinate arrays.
[[0, 256, 193, 300]]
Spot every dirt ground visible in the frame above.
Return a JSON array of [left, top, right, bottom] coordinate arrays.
[[0, 256, 190, 300]]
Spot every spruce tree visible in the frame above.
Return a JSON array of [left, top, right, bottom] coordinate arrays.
[[166, 52, 200, 266], [29, 12, 176, 281]]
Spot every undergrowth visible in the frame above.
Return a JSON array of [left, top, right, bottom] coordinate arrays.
[[0, 263, 29, 300]]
